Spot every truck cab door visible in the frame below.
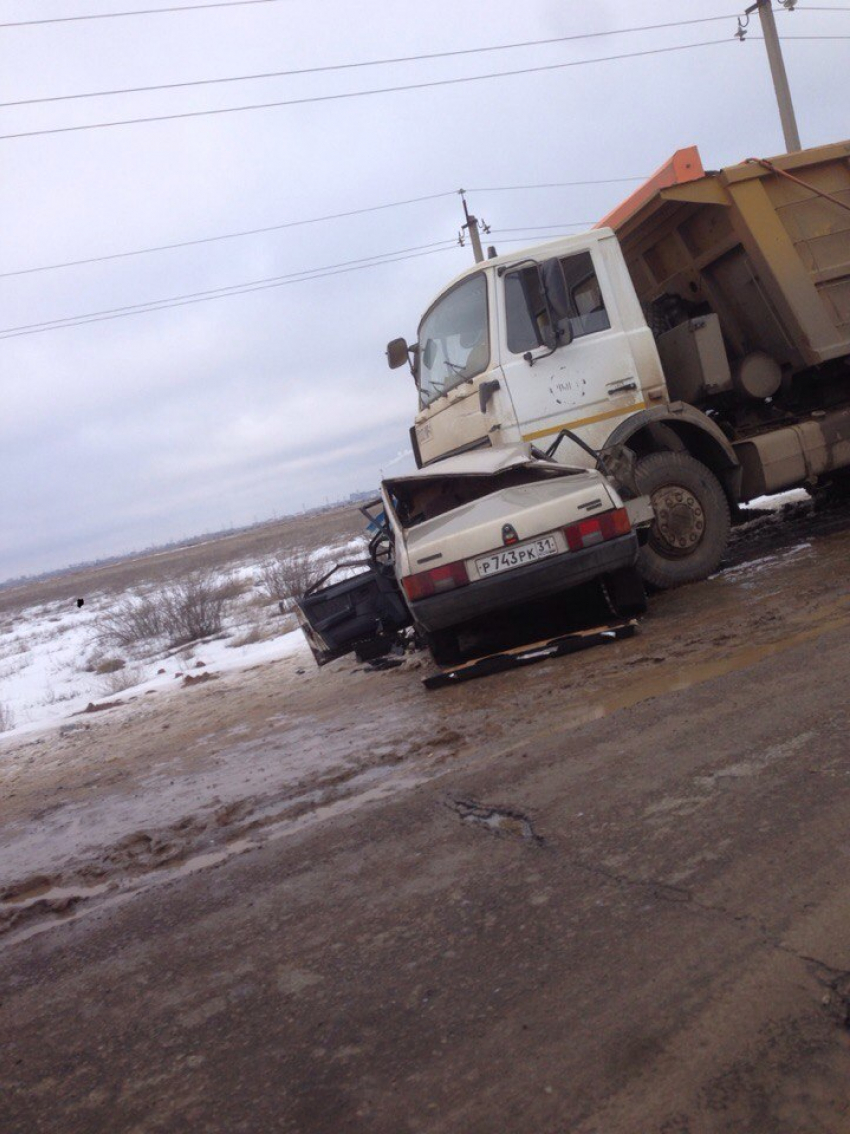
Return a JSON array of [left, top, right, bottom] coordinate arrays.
[[498, 244, 645, 464], [412, 269, 519, 465]]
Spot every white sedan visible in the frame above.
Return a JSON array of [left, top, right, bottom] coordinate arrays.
[[382, 444, 646, 663]]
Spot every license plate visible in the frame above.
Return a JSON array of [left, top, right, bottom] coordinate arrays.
[[474, 535, 559, 578]]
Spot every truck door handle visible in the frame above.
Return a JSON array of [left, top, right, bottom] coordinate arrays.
[[479, 379, 501, 412], [607, 380, 637, 396]]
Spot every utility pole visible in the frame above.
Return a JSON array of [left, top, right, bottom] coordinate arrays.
[[458, 190, 488, 264], [743, 0, 801, 151]]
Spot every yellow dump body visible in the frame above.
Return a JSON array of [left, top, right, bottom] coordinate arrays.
[[611, 141, 850, 374]]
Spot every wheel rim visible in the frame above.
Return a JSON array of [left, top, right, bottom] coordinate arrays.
[[649, 483, 706, 558]]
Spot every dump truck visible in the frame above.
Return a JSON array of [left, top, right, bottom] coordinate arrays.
[[387, 139, 850, 588]]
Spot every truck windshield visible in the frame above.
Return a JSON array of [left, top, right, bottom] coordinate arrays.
[[417, 273, 489, 407]]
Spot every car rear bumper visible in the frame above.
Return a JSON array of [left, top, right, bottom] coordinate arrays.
[[408, 532, 638, 632]]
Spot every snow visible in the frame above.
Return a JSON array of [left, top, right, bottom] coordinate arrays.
[[719, 541, 813, 581], [741, 488, 811, 512], [0, 539, 365, 741]]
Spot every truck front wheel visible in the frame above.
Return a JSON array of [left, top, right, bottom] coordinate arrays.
[[634, 451, 730, 589]]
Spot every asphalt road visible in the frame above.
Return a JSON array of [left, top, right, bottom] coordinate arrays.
[[3, 502, 850, 1133]]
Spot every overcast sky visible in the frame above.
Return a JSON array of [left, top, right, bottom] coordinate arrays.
[[1, 0, 847, 580]]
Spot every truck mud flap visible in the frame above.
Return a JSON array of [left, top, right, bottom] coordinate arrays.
[[295, 560, 410, 666], [423, 620, 637, 689]]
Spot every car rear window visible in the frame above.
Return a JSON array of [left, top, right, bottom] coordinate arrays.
[[390, 466, 579, 528]]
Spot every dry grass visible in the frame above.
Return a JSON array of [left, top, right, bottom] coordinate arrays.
[[98, 664, 145, 696], [227, 624, 265, 649]]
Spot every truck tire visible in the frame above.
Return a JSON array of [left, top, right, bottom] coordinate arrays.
[[634, 451, 730, 590], [601, 567, 647, 617]]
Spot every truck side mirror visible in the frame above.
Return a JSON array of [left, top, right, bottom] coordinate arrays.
[[386, 337, 410, 369]]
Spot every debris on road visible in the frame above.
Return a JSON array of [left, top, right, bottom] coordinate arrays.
[[423, 620, 637, 689]]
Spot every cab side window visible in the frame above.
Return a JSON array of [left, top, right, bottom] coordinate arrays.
[[504, 250, 610, 354]]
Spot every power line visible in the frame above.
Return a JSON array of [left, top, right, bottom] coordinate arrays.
[[3, 0, 839, 31], [0, 39, 733, 141], [0, 190, 460, 277], [0, 241, 461, 339], [0, 183, 638, 277], [2, 216, 650, 335], [0, 0, 289, 29], [0, 16, 745, 106], [6, 239, 457, 330]]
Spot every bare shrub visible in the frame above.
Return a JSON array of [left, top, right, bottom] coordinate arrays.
[[98, 572, 237, 651], [95, 656, 125, 675], [258, 549, 326, 609], [0, 702, 14, 732], [99, 594, 165, 648], [160, 572, 235, 647]]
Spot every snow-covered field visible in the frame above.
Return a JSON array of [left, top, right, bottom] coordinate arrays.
[[0, 536, 365, 739]]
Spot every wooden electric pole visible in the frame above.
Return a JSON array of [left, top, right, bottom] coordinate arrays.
[[459, 191, 485, 264], [745, 0, 802, 152]]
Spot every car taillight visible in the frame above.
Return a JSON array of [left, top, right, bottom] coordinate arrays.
[[402, 560, 469, 602], [564, 507, 631, 552]]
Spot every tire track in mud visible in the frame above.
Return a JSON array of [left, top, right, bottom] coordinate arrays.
[[0, 726, 467, 948]]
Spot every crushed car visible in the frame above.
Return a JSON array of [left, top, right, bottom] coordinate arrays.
[[296, 444, 649, 667]]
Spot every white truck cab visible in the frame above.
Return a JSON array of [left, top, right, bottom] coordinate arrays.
[[399, 229, 667, 470], [388, 227, 738, 591]]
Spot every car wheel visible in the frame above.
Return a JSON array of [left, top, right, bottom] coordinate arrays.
[[601, 567, 647, 618], [634, 451, 730, 589], [423, 627, 461, 667]]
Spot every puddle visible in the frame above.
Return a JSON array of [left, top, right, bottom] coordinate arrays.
[[1, 880, 112, 910], [447, 798, 544, 845]]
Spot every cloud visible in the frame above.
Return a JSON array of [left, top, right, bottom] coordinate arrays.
[[2, 0, 846, 579]]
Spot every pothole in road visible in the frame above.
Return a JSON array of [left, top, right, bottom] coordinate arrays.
[[447, 797, 545, 846]]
